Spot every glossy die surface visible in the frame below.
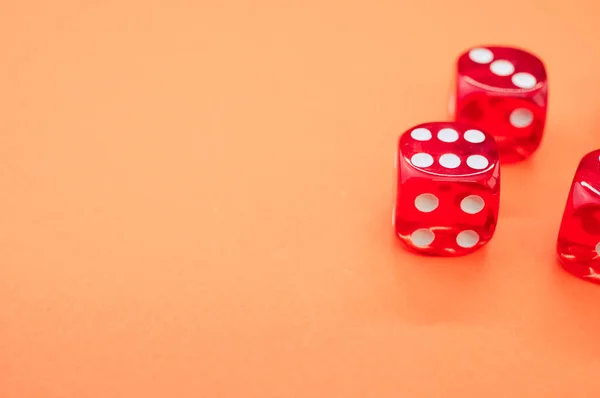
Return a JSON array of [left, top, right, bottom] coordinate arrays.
[[557, 150, 600, 283], [393, 122, 500, 256], [451, 46, 548, 163]]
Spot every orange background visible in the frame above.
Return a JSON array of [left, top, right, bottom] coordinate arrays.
[[1, 1, 600, 397]]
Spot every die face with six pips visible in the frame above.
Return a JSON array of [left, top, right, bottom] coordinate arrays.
[[393, 122, 500, 256], [389, 45, 600, 286], [451, 45, 548, 164]]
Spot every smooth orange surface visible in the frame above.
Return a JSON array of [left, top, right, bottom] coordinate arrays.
[[2, 1, 600, 396]]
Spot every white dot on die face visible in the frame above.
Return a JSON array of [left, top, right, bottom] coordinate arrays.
[[460, 195, 485, 214], [466, 155, 489, 170], [410, 128, 432, 141], [468, 48, 494, 64], [464, 129, 486, 144], [437, 128, 459, 143], [411, 228, 435, 247], [595, 242, 600, 256], [490, 60, 515, 76], [411, 153, 434, 168], [456, 230, 480, 248], [509, 108, 534, 128], [512, 72, 537, 89], [439, 153, 461, 169], [414, 193, 439, 213]]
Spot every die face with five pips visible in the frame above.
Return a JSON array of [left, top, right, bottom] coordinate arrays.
[[393, 122, 500, 256], [451, 45, 548, 163]]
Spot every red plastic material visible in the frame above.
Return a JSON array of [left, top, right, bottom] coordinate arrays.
[[393, 122, 500, 256], [557, 149, 600, 283], [451, 46, 548, 163]]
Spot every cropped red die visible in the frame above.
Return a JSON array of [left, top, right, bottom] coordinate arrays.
[[393, 122, 500, 256], [450, 46, 548, 163], [557, 150, 600, 283]]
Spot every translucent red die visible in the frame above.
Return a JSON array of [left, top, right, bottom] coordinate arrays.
[[393, 122, 501, 256], [450, 46, 548, 163], [557, 150, 600, 283]]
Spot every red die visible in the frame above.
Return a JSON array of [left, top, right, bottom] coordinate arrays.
[[557, 150, 600, 283], [450, 46, 548, 163], [393, 122, 500, 256]]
